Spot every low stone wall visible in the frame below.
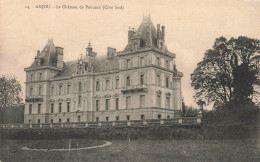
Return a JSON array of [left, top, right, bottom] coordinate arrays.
[[1, 123, 259, 140]]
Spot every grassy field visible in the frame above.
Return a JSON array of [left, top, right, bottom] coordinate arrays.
[[0, 139, 259, 162]]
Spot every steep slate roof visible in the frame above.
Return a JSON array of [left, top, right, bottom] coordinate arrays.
[[124, 16, 158, 51], [30, 39, 57, 68], [53, 56, 119, 79]]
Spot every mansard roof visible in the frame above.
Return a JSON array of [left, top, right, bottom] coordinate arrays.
[[53, 56, 119, 79]]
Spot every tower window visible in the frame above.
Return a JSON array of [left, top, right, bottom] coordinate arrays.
[[51, 103, 54, 113], [30, 87, 33, 96], [78, 95, 82, 106], [67, 102, 70, 112], [59, 103, 62, 113], [126, 96, 131, 109], [105, 80, 110, 90], [31, 74, 34, 81], [115, 98, 119, 110], [38, 104, 41, 114], [115, 78, 119, 89], [156, 57, 160, 66], [126, 76, 131, 86], [105, 99, 110, 110], [96, 100, 100, 111], [156, 74, 160, 86], [140, 74, 144, 85], [140, 95, 145, 108], [39, 87, 42, 96], [96, 81, 100, 91], [67, 85, 71, 94], [59, 85, 63, 95], [126, 59, 131, 68], [140, 57, 144, 66], [78, 82, 82, 92], [29, 104, 32, 114], [39, 73, 42, 80], [166, 77, 169, 88]]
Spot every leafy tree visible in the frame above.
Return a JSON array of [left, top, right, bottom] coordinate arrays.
[[191, 36, 260, 108], [0, 74, 23, 108]]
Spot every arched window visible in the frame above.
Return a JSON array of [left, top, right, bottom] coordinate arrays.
[[78, 82, 82, 92]]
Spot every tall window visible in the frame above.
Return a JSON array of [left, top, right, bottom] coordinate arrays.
[[105, 99, 110, 110], [165, 60, 169, 69], [115, 98, 119, 110], [116, 78, 119, 89], [106, 117, 109, 121], [59, 119, 61, 123], [140, 57, 144, 66], [78, 95, 82, 106], [156, 57, 160, 66], [59, 103, 62, 113], [126, 96, 131, 109], [51, 87, 55, 95], [77, 116, 80, 122], [116, 116, 119, 121], [31, 74, 34, 81], [67, 102, 70, 112], [39, 87, 42, 96], [78, 82, 82, 92], [156, 95, 161, 107], [67, 85, 71, 94], [166, 96, 170, 109], [141, 115, 145, 120], [127, 115, 130, 121], [59, 85, 62, 95], [38, 119, 40, 123], [96, 117, 99, 122], [156, 74, 160, 86], [158, 114, 161, 119], [105, 80, 110, 90], [126, 59, 131, 68], [30, 87, 33, 96], [39, 73, 42, 80], [140, 74, 144, 85], [38, 104, 41, 114], [51, 103, 54, 113], [140, 95, 145, 108], [29, 104, 32, 114], [96, 81, 100, 91], [96, 100, 100, 111], [166, 77, 169, 88], [126, 76, 131, 86]]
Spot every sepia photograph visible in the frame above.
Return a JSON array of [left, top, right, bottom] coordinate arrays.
[[0, 0, 259, 161]]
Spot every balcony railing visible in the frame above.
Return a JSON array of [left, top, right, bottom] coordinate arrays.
[[121, 85, 148, 94], [25, 96, 43, 102], [0, 117, 201, 129]]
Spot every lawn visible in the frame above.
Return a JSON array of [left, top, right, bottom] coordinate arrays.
[[0, 139, 259, 162]]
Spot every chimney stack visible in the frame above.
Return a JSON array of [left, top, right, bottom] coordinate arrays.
[[162, 26, 165, 41], [157, 24, 161, 39], [107, 47, 117, 59], [128, 27, 135, 42]]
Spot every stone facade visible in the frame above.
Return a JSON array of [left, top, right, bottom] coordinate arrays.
[[24, 16, 183, 124]]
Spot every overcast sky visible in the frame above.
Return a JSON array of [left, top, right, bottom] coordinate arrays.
[[0, 0, 260, 108]]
